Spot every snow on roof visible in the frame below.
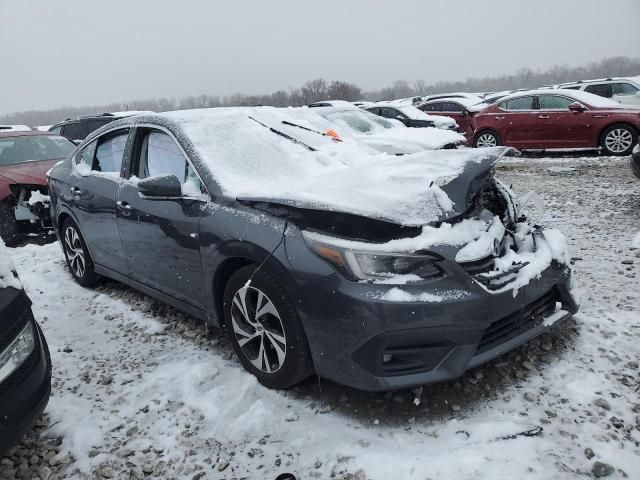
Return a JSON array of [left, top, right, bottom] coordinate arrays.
[[145, 107, 495, 225], [558, 75, 640, 86], [0, 238, 22, 290], [499, 89, 627, 108], [420, 97, 489, 112], [110, 110, 155, 117], [0, 124, 32, 132], [425, 92, 485, 103]]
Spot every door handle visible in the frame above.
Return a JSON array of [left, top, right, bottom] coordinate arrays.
[[538, 115, 550, 119], [116, 200, 132, 210], [70, 186, 81, 195], [494, 116, 505, 120]]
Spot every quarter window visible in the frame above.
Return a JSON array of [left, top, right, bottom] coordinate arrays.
[[94, 131, 128, 173], [585, 83, 613, 98], [500, 96, 535, 111], [611, 83, 639, 96], [49, 126, 62, 135], [75, 140, 97, 168], [538, 95, 574, 110]]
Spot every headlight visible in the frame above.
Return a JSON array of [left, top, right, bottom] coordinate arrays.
[[303, 232, 443, 282], [0, 321, 36, 383]]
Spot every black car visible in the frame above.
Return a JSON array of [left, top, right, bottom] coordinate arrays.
[[366, 105, 435, 128], [632, 140, 640, 179], [0, 242, 51, 456], [49, 111, 153, 143], [48, 107, 578, 391]]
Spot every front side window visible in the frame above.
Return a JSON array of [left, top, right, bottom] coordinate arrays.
[[137, 131, 204, 195], [500, 96, 535, 111], [585, 83, 613, 98], [611, 82, 639, 96], [538, 95, 574, 110], [94, 130, 128, 173], [381, 108, 406, 119]]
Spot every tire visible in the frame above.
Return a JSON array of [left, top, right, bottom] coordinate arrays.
[[474, 130, 501, 148], [600, 124, 637, 156], [0, 201, 21, 247], [61, 218, 99, 287], [222, 265, 314, 389]]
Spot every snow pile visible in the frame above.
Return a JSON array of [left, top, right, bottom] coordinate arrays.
[[0, 238, 22, 290]]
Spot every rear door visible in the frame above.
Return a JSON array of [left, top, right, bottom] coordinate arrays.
[[116, 128, 208, 307], [68, 129, 130, 273], [440, 102, 472, 139], [495, 96, 540, 148]]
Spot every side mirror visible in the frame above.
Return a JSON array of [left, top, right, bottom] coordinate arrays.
[[568, 102, 586, 113], [138, 174, 182, 198]]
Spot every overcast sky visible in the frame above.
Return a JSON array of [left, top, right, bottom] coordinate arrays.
[[1, 0, 639, 115]]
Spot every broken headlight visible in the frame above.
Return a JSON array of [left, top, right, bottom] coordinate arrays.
[[302, 232, 443, 282]]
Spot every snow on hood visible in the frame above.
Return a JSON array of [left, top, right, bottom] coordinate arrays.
[[116, 107, 507, 226], [0, 238, 22, 290]]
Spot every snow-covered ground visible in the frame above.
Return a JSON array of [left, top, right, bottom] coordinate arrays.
[[3, 155, 639, 480]]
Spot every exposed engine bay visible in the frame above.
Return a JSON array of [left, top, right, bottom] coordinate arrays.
[[8, 184, 52, 229]]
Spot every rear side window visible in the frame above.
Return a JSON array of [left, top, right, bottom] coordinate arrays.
[[94, 131, 129, 173], [538, 95, 574, 110], [61, 122, 82, 140], [611, 82, 639, 96], [381, 108, 406, 119], [442, 102, 464, 112], [500, 96, 535, 111], [87, 118, 113, 135], [585, 83, 613, 98]]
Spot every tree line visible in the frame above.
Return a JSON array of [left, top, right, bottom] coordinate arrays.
[[2, 56, 638, 126]]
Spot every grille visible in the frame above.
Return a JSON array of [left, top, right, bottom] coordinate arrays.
[[475, 289, 559, 354], [459, 254, 529, 291]]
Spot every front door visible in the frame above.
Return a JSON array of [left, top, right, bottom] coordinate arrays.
[[68, 129, 130, 273], [116, 128, 207, 307], [536, 94, 593, 148]]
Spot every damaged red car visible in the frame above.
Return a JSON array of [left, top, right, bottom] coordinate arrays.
[[0, 131, 76, 245]]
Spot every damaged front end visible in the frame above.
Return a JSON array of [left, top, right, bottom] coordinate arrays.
[[7, 184, 52, 230]]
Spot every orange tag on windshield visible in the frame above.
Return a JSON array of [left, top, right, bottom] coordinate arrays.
[[326, 129, 342, 142]]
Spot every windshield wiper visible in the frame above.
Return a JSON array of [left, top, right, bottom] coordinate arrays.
[[248, 116, 316, 151], [281, 120, 342, 142]]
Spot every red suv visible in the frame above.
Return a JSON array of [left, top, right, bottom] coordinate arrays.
[[470, 89, 640, 155]]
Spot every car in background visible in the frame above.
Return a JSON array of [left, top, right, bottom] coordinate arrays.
[[49, 111, 154, 143], [0, 126, 31, 133], [308, 100, 355, 108], [557, 77, 640, 106], [365, 102, 458, 130], [312, 105, 465, 153], [0, 131, 76, 245], [632, 140, 640, 179], [0, 239, 51, 457], [422, 92, 485, 104], [47, 107, 578, 391], [418, 97, 489, 141], [471, 89, 640, 155]]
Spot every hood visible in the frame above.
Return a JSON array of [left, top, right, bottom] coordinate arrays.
[[0, 158, 60, 186], [237, 147, 511, 227], [361, 127, 466, 154]]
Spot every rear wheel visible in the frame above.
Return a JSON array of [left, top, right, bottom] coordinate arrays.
[[61, 218, 99, 287], [600, 124, 637, 156], [474, 130, 501, 148], [0, 201, 20, 247], [223, 265, 314, 389]]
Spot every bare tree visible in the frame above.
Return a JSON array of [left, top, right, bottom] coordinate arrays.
[[301, 78, 328, 104]]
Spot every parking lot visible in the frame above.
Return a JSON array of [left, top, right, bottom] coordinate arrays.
[[1, 154, 637, 480]]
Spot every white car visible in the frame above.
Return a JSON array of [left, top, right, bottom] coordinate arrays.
[[311, 105, 466, 154], [556, 76, 640, 106], [365, 101, 458, 130], [0, 125, 32, 132]]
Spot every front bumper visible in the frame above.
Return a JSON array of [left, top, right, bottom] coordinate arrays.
[[631, 144, 640, 180], [0, 303, 52, 456], [297, 261, 578, 391]]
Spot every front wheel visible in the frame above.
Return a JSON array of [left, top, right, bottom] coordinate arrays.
[[61, 218, 99, 287], [474, 130, 501, 148], [600, 124, 637, 156], [223, 265, 314, 389]]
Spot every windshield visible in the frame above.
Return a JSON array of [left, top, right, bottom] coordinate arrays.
[[324, 109, 396, 134], [0, 135, 75, 166]]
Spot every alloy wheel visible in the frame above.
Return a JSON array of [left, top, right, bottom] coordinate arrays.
[[605, 128, 633, 153], [476, 133, 497, 147], [64, 226, 86, 278], [231, 285, 287, 374]]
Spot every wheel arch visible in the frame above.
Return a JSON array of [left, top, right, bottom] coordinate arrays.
[[598, 121, 638, 142], [473, 128, 500, 147]]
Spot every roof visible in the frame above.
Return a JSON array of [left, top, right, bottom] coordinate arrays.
[[51, 110, 155, 127], [557, 75, 640, 87], [419, 96, 489, 111]]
